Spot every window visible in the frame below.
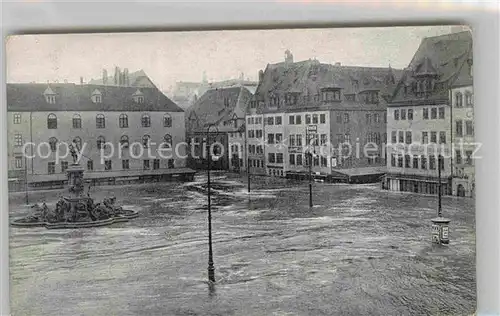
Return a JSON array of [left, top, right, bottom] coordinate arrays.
[[276, 133, 283, 144], [97, 136, 105, 150], [72, 114, 82, 129], [305, 114, 311, 124], [289, 115, 295, 125], [87, 160, 94, 171], [421, 156, 427, 169], [46, 95, 56, 104], [48, 162, 55, 174], [429, 155, 436, 170], [289, 135, 295, 146], [405, 155, 411, 168], [345, 134, 351, 144], [267, 134, 275, 144], [336, 113, 342, 123], [407, 109, 413, 121], [431, 108, 437, 119], [397, 155, 403, 168], [153, 159, 160, 170], [391, 154, 396, 167], [61, 161, 68, 173], [465, 121, 474, 136], [120, 135, 129, 148], [289, 154, 295, 165], [14, 134, 22, 147], [49, 137, 57, 152], [267, 117, 274, 125], [465, 151, 473, 165], [314, 156, 319, 166], [276, 153, 283, 164], [366, 113, 372, 124], [15, 156, 23, 169], [256, 130, 262, 138], [423, 108, 429, 120], [119, 114, 128, 128], [137, 96, 144, 104], [141, 114, 151, 127], [296, 154, 303, 165], [455, 92, 463, 107], [47, 113, 57, 129], [413, 156, 419, 169], [248, 117, 252, 124], [275, 116, 282, 125], [312, 114, 319, 124], [143, 160, 150, 170], [391, 131, 397, 143], [295, 115, 302, 124], [122, 159, 129, 170], [163, 114, 172, 127], [438, 107, 445, 119], [439, 131, 446, 144], [343, 113, 349, 123], [374, 113, 380, 123], [456, 120, 463, 137], [405, 131, 412, 144], [394, 110, 400, 120], [422, 132, 428, 144], [401, 109, 406, 120], [105, 160, 112, 171], [384, 112, 387, 123], [257, 145, 263, 154], [465, 92, 473, 107], [142, 135, 150, 148], [320, 114, 326, 124], [398, 131, 404, 143], [383, 133, 387, 144], [268, 153, 276, 163], [96, 114, 105, 128], [163, 134, 172, 147], [13, 113, 21, 124], [438, 155, 445, 171], [296, 135, 302, 146], [320, 134, 327, 145], [95, 95, 102, 103], [430, 132, 437, 143], [456, 150, 462, 164], [248, 130, 254, 138], [321, 156, 327, 167]]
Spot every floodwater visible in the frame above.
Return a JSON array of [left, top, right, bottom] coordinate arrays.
[[9, 172, 476, 316]]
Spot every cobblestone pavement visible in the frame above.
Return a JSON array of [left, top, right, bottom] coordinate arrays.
[[9, 172, 476, 316]]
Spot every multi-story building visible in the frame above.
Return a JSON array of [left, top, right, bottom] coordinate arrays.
[[384, 30, 473, 195], [246, 50, 402, 183], [450, 56, 474, 197], [185, 86, 253, 172], [7, 74, 192, 191]]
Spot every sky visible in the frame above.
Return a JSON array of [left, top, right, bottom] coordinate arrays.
[[6, 25, 463, 93]]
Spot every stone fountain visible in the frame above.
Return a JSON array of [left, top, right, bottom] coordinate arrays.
[[11, 144, 138, 229]]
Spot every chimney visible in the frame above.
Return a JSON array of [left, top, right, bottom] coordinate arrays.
[[114, 66, 120, 85], [335, 62, 341, 66], [123, 68, 129, 86], [258, 70, 264, 83], [103, 69, 108, 85], [284, 49, 293, 65], [80, 77, 83, 85]]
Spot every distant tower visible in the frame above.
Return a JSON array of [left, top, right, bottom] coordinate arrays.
[[123, 68, 129, 86], [103, 69, 108, 85], [386, 64, 395, 85], [284, 49, 294, 65], [114, 67, 120, 85]]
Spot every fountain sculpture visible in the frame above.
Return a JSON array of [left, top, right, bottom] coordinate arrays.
[[11, 144, 138, 229]]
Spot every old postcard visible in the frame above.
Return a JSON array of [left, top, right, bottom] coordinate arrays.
[[6, 26, 475, 315]]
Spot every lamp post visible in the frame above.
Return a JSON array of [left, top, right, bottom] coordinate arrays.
[[205, 123, 219, 283], [244, 125, 250, 193], [24, 156, 29, 205], [431, 155, 450, 244], [306, 125, 317, 208]]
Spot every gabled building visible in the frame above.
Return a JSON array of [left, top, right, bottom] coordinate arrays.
[[88, 67, 156, 88], [7, 77, 193, 191], [185, 86, 253, 171], [246, 50, 402, 182], [384, 30, 473, 195]]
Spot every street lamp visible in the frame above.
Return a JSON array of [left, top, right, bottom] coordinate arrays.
[[431, 155, 450, 245], [205, 123, 219, 283], [306, 150, 313, 208]]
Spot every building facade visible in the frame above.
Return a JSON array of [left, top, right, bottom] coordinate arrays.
[[7, 79, 191, 190], [246, 51, 401, 183], [185, 86, 253, 172], [384, 30, 473, 196]]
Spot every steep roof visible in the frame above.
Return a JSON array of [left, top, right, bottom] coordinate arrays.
[[6, 83, 184, 112], [250, 59, 402, 112], [390, 30, 473, 104], [88, 69, 152, 87], [186, 86, 253, 133]]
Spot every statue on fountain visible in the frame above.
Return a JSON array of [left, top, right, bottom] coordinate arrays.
[[10, 140, 138, 229]]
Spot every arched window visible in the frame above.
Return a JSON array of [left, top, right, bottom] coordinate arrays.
[[455, 92, 463, 108], [163, 114, 172, 127], [49, 137, 58, 152], [47, 113, 57, 129], [97, 136, 106, 150], [96, 114, 105, 128], [120, 135, 129, 148], [72, 114, 82, 129], [142, 135, 150, 148], [119, 114, 128, 128], [141, 114, 151, 127], [73, 137, 82, 150], [163, 134, 172, 148]]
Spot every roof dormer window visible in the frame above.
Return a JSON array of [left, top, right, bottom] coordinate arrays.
[[91, 89, 102, 103], [321, 88, 341, 102], [43, 86, 57, 104], [132, 89, 144, 104]]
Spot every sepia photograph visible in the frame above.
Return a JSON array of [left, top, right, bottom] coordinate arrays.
[[6, 25, 475, 315]]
